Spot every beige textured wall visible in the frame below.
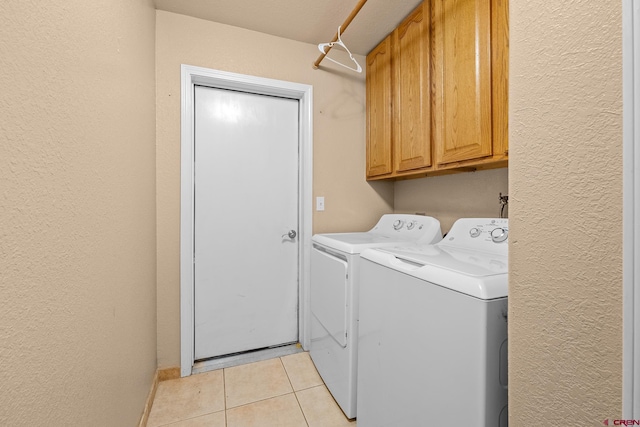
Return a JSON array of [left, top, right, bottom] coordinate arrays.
[[156, 11, 393, 367], [394, 168, 509, 233], [0, 1, 157, 425], [510, 0, 623, 424]]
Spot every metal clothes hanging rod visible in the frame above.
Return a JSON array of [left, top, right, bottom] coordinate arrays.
[[313, 0, 368, 69]]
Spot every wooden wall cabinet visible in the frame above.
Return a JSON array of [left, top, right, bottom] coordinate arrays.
[[365, 0, 509, 181], [366, 35, 393, 178], [392, 2, 432, 174], [366, 3, 430, 179]]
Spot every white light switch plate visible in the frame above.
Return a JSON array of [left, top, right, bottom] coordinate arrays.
[[316, 197, 325, 211]]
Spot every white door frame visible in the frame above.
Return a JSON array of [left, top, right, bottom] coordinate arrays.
[[179, 65, 313, 377], [623, 0, 639, 418]]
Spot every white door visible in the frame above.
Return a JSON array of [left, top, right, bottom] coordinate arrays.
[[194, 85, 299, 360]]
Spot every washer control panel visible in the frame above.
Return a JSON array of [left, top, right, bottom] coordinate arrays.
[[441, 218, 509, 255], [370, 214, 442, 244]]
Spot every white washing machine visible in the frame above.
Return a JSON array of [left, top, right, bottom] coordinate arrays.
[[357, 218, 509, 427], [310, 214, 442, 419]]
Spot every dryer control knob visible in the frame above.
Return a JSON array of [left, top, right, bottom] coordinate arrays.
[[406, 221, 416, 230], [393, 220, 405, 230], [469, 228, 481, 238], [491, 227, 508, 243]]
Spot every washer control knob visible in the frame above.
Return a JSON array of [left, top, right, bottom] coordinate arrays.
[[469, 228, 481, 238], [393, 220, 405, 230], [406, 221, 417, 230], [491, 227, 508, 243]]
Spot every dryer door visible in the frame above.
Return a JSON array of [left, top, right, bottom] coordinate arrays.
[[311, 245, 349, 347]]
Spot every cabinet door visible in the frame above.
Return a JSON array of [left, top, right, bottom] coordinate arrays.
[[366, 36, 393, 178], [433, 0, 492, 165], [393, 2, 432, 173]]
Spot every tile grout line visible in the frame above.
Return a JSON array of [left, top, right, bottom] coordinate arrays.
[[292, 389, 311, 427], [225, 391, 299, 411], [279, 356, 311, 427], [156, 410, 226, 427], [223, 358, 296, 411], [154, 370, 228, 427], [223, 368, 228, 427], [279, 356, 296, 392]]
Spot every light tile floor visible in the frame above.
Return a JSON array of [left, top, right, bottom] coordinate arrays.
[[147, 352, 357, 427]]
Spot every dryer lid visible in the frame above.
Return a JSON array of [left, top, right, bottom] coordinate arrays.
[[311, 214, 442, 254], [312, 233, 398, 254]]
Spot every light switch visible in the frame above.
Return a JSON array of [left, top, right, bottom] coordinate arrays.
[[316, 196, 325, 211]]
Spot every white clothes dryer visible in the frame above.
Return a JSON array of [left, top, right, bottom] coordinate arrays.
[[310, 214, 442, 419], [357, 218, 509, 427]]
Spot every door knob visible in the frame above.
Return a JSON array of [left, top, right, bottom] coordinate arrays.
[[282, 230, 297, 239]]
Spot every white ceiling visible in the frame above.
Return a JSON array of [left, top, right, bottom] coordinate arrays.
[[154, 0, 422, 56]]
